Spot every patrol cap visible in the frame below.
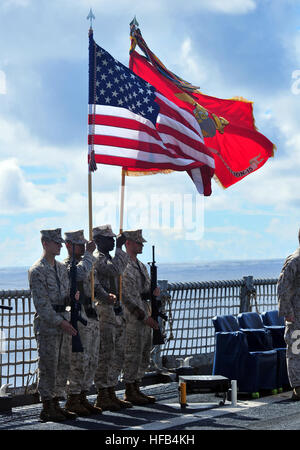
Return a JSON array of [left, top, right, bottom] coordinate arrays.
[[64, 230, 88, 245], [40, 228, 65, 244], [123, 229, 147, 244], [92, 224, 116, 239]]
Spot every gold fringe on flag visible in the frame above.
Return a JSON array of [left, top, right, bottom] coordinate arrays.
[[123, 169, 174, 176]]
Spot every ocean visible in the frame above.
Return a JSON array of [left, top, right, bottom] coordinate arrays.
[[0, 258, 284, 290]]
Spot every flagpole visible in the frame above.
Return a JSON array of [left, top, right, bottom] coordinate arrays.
[[88, 171, 93, 240], [88, 169, 95, 303], [118, 167, 126, 303], [119, 167, 126, 233], [87, 9, 96, 302]]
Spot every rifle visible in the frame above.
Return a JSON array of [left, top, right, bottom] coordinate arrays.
[[70, 244, 87, 352], [148, 245, 168, 346]]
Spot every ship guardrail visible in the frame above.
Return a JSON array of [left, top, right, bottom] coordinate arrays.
[[0, 276, 279, 395]]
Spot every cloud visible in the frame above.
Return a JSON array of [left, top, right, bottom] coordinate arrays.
[[0, 159, 66, 214], [207, 225, 250, 236], [67, 0, 257, 15], [0, 116, 86, 171], [175, 37, 222, 88], [266, 217, 299, 243], [0, 220, 68, 267], [199, 0, 256, 14], [1, 0, 30, 9]]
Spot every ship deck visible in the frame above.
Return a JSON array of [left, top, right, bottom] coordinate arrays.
[[1, 382, 300, 433]]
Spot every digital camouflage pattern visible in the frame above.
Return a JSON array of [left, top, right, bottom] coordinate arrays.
[[29, 250, 96, 400], [123, 319, 152, 384], [29, 258, 71, 400], [278, 248, 300, 319], [40, 228, 65, 244], [29, 258, 70, 335], [63, 253, 100, 395], [93, 248, 130, 389], [278, 247, 300, 387], [92, 224, 116, 239], [35, 332, 72, 400], [123, 229, 147, 244], [121, 257, 152, 384], [67, 313, 100, 394], [93, 248, 129, 305], [121, 257, 151, 322], [64, 229, 87, 245]]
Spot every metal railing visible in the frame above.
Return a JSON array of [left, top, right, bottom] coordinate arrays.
[[0, 289, 36, 392], [0, 276, 279, 393]]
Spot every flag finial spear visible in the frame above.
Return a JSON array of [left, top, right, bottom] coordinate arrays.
[[87, 8, 95, 30], [130, 16, 139, 40], [130, 16, 139, 28]]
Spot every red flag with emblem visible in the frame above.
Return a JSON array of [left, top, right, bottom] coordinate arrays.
[[129, 27, 275, 189]]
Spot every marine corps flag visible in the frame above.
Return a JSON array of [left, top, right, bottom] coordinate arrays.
[[129, 23, 275, 189]]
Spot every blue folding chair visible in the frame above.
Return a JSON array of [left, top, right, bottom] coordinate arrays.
[[261, 310, 286, 348], [261, 310, 288, 387], [237, 312, 273, 351], [212, 316, 278, 394], [238, 312, 289, 389], [212, 314, 240, 333], [261, 310, 284, 326]]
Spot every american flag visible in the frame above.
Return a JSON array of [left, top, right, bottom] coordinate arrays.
[[88, 33, 215, 195]]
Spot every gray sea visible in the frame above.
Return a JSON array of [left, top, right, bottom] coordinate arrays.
[[0, 258, 284, 290]]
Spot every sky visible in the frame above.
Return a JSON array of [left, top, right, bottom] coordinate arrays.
[[0, 0, 300, 268]]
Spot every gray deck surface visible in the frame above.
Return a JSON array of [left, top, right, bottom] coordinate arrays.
[[1, 383, 300, 432]]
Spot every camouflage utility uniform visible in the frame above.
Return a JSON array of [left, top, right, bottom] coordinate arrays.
[[63, 261, 98, 393], [122, 256, 152, 384], [120, 229, 157, 405], [29, 261, 70, 401], [29, 229, 72, 405], [93, 225, 130, 411], [30, 242, 96, 401], [63, 230, 102, 415], [278, 247, 300, 391], [93, 249, 129, 388]]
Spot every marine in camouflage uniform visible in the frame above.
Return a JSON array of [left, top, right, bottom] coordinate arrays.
[[29, 229, 78, 422], [278, 231, 300, 400], [93, 225, 132, 411], [62, 230, 102, 416], [121, 230, 159, 405]]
